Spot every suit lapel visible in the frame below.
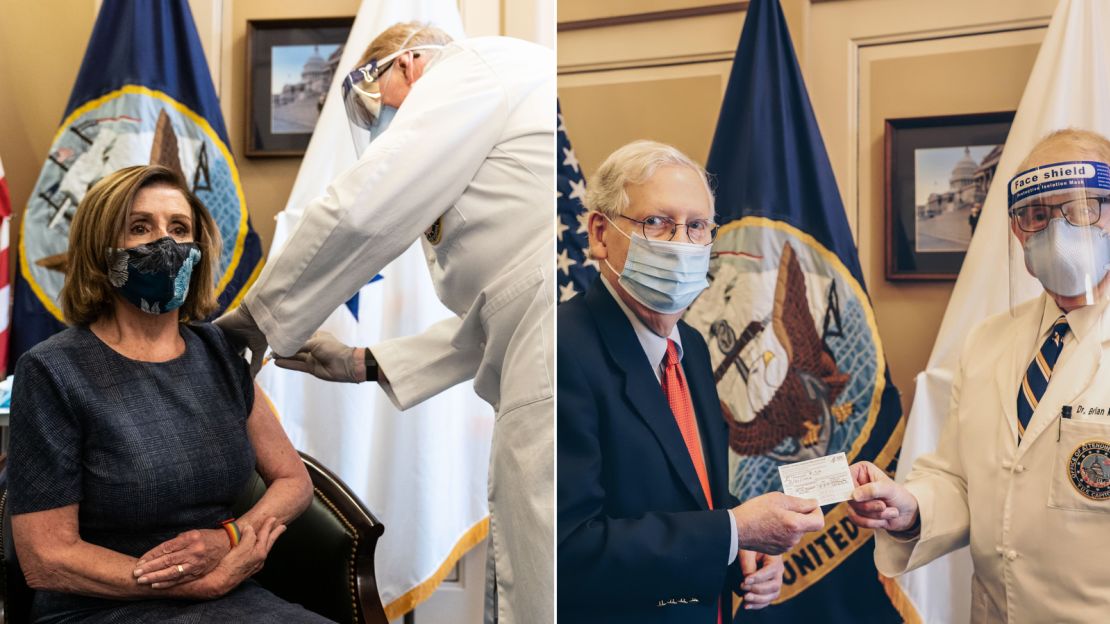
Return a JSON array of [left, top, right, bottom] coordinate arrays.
[[585, 281, 711, 510]]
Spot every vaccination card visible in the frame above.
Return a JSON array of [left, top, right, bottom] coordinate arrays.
[[778, 452, 855, 506]]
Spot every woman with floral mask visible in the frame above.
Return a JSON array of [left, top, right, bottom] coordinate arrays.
[[7, 165, 332, 623]]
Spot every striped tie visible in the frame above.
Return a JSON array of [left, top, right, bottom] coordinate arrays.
[[1016, 315, 1069, 441]]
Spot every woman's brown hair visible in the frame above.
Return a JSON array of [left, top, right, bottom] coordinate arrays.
[[61, 165, 222, 325]]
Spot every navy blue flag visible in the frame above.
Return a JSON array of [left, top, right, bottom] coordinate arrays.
[[11, 0, 263, 364], [556, 101, 598, 303], [680, 0, 909, 621]]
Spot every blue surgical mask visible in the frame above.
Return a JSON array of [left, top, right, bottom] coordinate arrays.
[[1023, 218, 1110, 297], [604, 216, 711, 314], [107, 237, 202, 315], [369, 105, 398, 144]]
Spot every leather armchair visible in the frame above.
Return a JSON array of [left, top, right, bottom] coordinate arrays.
[[0, 452, 388, 624]]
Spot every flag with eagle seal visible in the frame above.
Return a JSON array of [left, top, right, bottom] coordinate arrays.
[[682, 0, 910, 621], [10, 0, 263, 365]]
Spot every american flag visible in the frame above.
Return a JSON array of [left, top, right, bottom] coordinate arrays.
[[0, 155, 10, 374], [556, 102, 598, 302]]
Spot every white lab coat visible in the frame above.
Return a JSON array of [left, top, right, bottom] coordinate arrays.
[[875, 293, 1110, 623], [244, 36, 554, 624]]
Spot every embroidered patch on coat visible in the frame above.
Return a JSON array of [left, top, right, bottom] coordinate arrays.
[[1068, 440, 1110, 500], [425, 216, 444, 245]]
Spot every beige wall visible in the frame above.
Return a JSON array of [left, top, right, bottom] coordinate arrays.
[[558, 0, 1054, 413], [857, 31, 1042, 414], [0, 0, 547, 257], [224, 0, 360, 251], [0, 1, 97, 249]]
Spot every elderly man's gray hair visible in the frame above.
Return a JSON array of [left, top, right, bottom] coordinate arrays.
[[584, 140, 715, 219], [1018, 128, 1110, 171]]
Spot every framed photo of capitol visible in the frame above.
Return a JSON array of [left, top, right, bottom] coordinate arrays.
[[885, 111, 1015, 280], [245, 17, 354, 157]]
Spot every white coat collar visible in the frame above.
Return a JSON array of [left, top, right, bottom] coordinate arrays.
[[1034, 294, 1105, 347], [1012, 294, 1110, 453]]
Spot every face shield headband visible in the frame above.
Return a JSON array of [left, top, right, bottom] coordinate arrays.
[[1008, 160, 1110, 212]]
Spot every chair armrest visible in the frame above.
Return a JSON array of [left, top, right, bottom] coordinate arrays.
[[300, 452, 388, 624], [233, 451, 388, 624]]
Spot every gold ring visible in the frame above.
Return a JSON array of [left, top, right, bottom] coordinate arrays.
[[177, 564, 185, 575]]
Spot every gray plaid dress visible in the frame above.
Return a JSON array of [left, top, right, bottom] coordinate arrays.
[[8, 323, 333, 623]]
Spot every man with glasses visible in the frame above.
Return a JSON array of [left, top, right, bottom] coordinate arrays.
[[216, 21, 555, 624], [558, 141, 824, 623], [846, 129, 1110, 622]]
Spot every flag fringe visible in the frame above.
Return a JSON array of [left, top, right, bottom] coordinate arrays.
[[383, 515, 491, 619], [878, 573, 924, 624]]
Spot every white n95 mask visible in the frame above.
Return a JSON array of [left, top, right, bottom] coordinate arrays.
[[604, 217, 711, 314], [368, 105, 398, 145], [1023, 218, 1110, 297]]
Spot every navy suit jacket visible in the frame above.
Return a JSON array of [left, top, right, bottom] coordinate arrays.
[[557, 279, 739, 623]]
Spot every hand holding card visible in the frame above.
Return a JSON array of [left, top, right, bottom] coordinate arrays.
[[729, 492, 825, 555], [844, 460, 920, 532]]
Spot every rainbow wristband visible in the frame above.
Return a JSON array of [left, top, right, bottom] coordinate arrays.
[[221, 518, 242, 548]]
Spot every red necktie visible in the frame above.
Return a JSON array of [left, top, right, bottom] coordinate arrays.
[[661, 339, 713, 508], [661, 341, 721, 622]]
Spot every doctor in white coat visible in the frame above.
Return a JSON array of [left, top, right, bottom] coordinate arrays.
[[216, 22, 554, 624], [845, 128, 1110, 622]]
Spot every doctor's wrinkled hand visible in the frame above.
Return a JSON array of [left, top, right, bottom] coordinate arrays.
[[273, 331, 367, 383], [730, 492, 824, 555], [846, 461, 919, 532], [213, 304, 269, 377], [738, 550, 784, 610]]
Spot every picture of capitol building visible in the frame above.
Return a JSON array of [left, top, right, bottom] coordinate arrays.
[[913, 144, 1003, 253], [271, 44, 343, 134]]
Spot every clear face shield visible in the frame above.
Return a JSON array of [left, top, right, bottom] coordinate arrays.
[[340, 44, 443, 157], [1007, 160, 1110, 313]]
